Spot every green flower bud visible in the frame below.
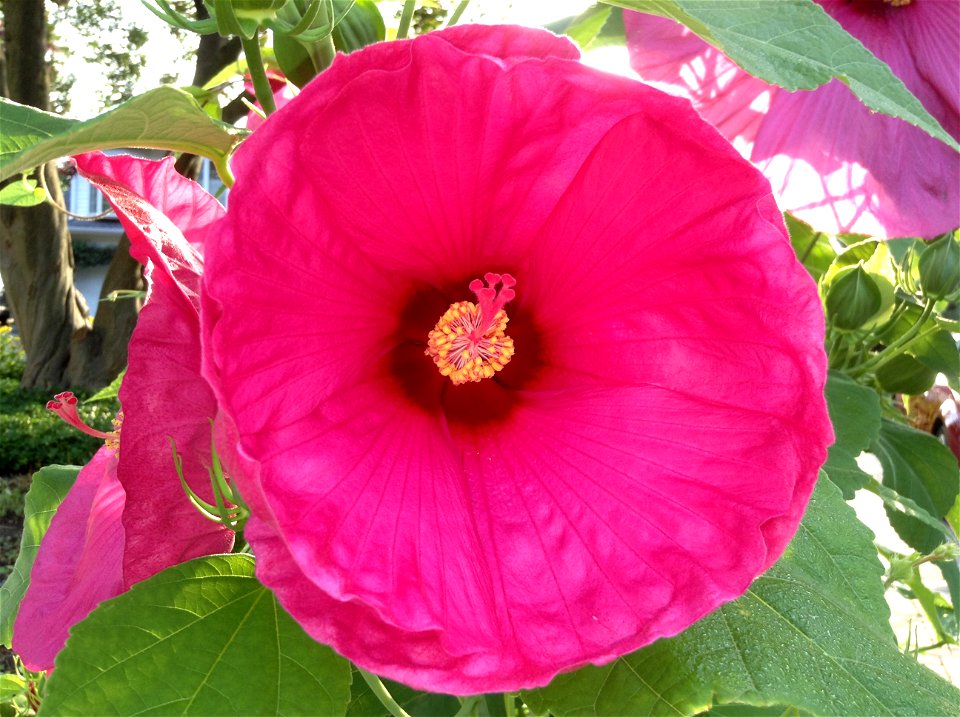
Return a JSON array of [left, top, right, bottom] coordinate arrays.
[[233, 0, 288, 22], [826, 264, 883, 330], [918, 232, 960, 300]]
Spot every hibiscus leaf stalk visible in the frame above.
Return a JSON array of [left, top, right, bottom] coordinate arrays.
[[356, 669, 412, 717], [446, 1, 469, 27], [240, 32, 277, 116], [454, 695, 484, 716], [396, 0, 415, 39]]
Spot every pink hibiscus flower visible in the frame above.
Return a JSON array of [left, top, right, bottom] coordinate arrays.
[[626, 1, 960, 239], [12, 153, 233, 671], [202, 25, 832, 693]]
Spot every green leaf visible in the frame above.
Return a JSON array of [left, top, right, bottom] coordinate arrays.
[[875, 353, 937, 395], [0, 87, 245, 183], [346, 668, 460, 717], [871, 418, 960, 554], [869, 418, 960, 617], [785, 214, 834, 281], [526, 478, 960, 716], [606, 0, 958, 150], [0, 176, 45, 207], [83, 369, 125, 404], [548, 6, 626, 51], [878, 304, 960, 383], [0, 465, 80, 647], [822, 371, 881, 497], [332, 0, 385, 53], [41, 554, 352, 717]]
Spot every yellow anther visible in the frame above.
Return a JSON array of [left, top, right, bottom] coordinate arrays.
[[425, 300, 515, 385]]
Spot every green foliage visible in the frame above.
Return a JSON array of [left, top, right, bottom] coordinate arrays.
[[41, 555, 353, 716], [526, 478, 960, 716], [346, 668, 460, 717], [70, 240, 115, 269], [0, 177, 45, 208], [606, 0, 957, 149], [0, 88, 244, 184], [872, 418, 960, 553], [548, 5, 626, 51], [825, 264, 882, 330], [0, 465, 80, 647], [0, 332, 118, 476], [918, 231, 960, 300], [822, 371, 881, 498], [0, 329, 25, 382], [0, 379, 115, 476]]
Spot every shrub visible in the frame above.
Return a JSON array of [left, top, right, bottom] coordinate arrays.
[[0, 329, 120, 475]]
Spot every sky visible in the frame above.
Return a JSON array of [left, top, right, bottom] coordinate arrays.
[[60, 0, 633, 119]]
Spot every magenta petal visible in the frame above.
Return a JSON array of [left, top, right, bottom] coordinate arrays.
[[13, 448, 124, 672], [625, 4, 960, 238], [203, 25, 832, 694], [74, 152, 232, 587], [74, 152, 225, 261]]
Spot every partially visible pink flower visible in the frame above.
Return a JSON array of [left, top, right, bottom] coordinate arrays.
[[626, 1, 960, 238], [13, 447, 123, 672], [244, 71, 296, 131], [11, 153, 232, 671], [203, 25, 832, 693]]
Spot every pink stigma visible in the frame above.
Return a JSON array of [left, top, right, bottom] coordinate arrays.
[[47, 391, 116, 441], [468, 273, 516, 339]]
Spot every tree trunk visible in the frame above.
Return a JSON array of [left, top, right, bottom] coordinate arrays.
[[0, 2, 242, 391], [0, 0, 92, 390]]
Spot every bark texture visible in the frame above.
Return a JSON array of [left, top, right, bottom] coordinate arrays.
[[0, 1, 241, 391], [0, 0, 93, 389]]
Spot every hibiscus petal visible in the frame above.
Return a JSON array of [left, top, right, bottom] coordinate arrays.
[[203, 25, 832, 695], [74, 152, 232, 587], [207, 28, 699, 434], [13, 448, 124, 672], [625, 3, 960, 238]]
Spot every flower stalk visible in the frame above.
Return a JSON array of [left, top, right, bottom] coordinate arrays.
[[396, 0, 416, 39], [357, 669, 412, 717], [241, 34, 277, 116]]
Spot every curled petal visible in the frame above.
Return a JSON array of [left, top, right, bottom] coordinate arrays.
[[74, 152, 232, 588]]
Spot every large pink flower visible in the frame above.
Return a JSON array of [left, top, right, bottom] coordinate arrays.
[[202, 25, 832, 693], [626, 1, 960, 238], [12, 153, 232, 671]]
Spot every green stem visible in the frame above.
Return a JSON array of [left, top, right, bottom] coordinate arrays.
[[357, 669, 412, 717], [446, 1, 470, 26], [317, 32, 336, 70], [240, 34, 277, 115], [396, 0, 416, 39], [504, 693, 518, 717], [454, 696, 483, 717], [847, 299, 936, 377]]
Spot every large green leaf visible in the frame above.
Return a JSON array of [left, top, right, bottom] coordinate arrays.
[[40, 555, 352, 717], [0, 465, 80, 647], [870, 418, 960, 618], [822, 371, 881, 497], [525, 478, 960, 716], [871, 419, 960, 554], [0, 87, 244, 183], [606, 0, 958, 150]]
